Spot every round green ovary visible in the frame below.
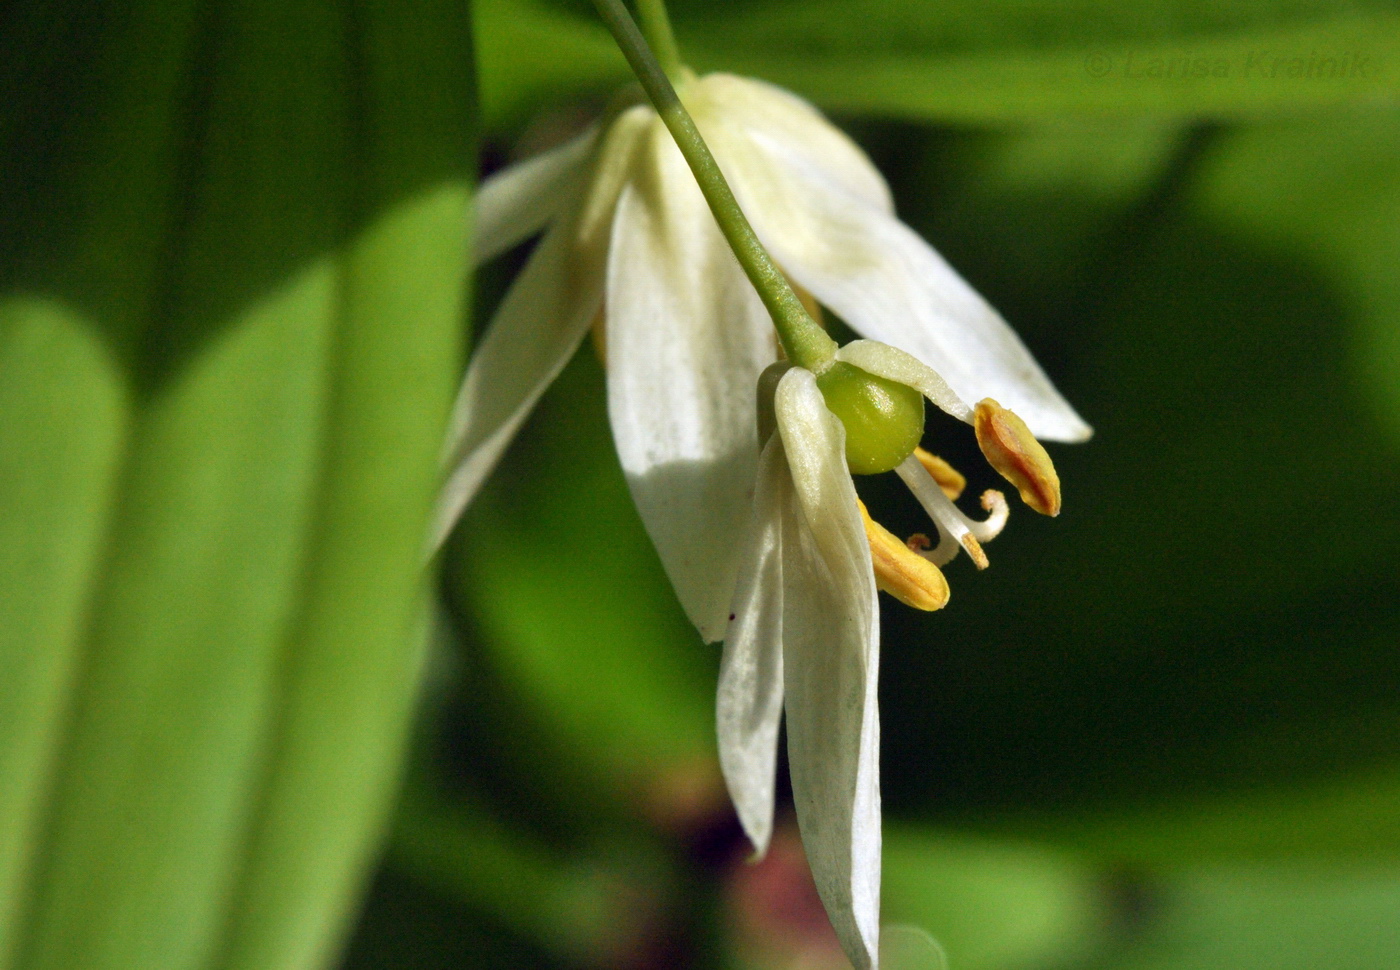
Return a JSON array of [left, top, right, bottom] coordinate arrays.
[[816, 361, 925, 475]]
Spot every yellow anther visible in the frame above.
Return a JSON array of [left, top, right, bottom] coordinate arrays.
[[912, 447, 965, 500], [959, 532, 989, 571], [973, 399, 1062, 517], [858, 501, 950, 611]]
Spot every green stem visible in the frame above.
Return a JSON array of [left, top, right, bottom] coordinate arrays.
[[589, 0, 837, 373], [633, 0, 682, 78]]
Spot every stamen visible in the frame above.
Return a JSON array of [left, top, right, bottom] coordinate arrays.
[[905, 530, 961, 568], [895, 454, 1009, 570], [974, 399, 1062, 516], [968, 490, 1010, 544], [924, 530, 963, 568], [858, 501, 949, 611], [960, 533, 989, 570], [913, 447, 965, 500]]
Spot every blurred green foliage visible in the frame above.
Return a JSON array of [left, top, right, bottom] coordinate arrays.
[[0, 2, 472, 969], [3, 0, 1399, 969]]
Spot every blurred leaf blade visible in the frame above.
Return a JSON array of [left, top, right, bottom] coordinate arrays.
[[674, 0, 1400, 57], [1193, 108, 1400, 438], [0, 304, 129, 961], [475, 0, 1400, 128], [882, 825, 1108, 970], [214, 1, 474, 965], [0, 2, 472, 969], [1081, 865, 1400, 970], [13, 0, 349, 963], [0, 0, 206, 960], [474, 0, 625, 129], [713, 13, 1400, 123]]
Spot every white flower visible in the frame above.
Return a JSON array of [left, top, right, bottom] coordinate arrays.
[[717, 341, 1074, 970], [434, 71, 1091, 970], [433, 73, 1087, 625]]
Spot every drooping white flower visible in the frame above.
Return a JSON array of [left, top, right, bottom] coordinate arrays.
[[432, 73, 1088, 638], [717, 341, 1073, 970], [719, 363, 882, 968], [434, 70, 1090, 970]]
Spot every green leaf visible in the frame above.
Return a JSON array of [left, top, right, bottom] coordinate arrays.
[[676, 0, 1399, 58], [475, 0, 1400, 128], [1081, 865, 1400, 970], [474, 0, 626, 130], [1011, 770, 1400, 867], [0, 2, 473, 969], [1193, 107, 1400, 439], [384, 762, 671, 966], [709, 13, 1400, 122], [883, 826, 1106, 970]]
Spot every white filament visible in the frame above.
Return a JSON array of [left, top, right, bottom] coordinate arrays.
[[895, 455, 1009, 566]]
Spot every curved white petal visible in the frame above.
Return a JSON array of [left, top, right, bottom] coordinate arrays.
[[693, 73, 891, 213], [838, 339, 972, 424], [575, 104, 653, 262], [716, 434, 787, 858], [474, 127, 598, 265], [607, 122, 779, 643], [774, 369, 882, 970], [431, 216, 601, 550], [736, 137, 1092, 444]]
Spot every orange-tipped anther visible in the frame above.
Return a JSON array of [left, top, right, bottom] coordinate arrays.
[[858, 501, 950, 611], [973, 399, 1062, 517], [959, 533, 989, 570], [913, 447, 966, 500]]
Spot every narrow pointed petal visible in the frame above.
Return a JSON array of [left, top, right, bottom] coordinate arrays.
[[774, 369, 882, 970], [717, 435, 788, 858], [431, 218, 601, 549], [607, 123, 779, 643], [474, 127, 597, 265], [734, 139, 1092, 444]]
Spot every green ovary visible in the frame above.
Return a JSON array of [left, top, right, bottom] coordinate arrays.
[[816, 361, 925, 475]]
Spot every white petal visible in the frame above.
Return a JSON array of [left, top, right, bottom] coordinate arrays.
[[575, 104, 653, 263], [474, 127, 597, 265], [774, 369, 882, 970], [606, 121, 779, 643], [716, 434, 787, 858], [737, 137, 1092, 444], [837, 339, 972, 424], [431, 216, 601, 550], [692, 73, 891, 214], [774, 370, 872, 575]]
